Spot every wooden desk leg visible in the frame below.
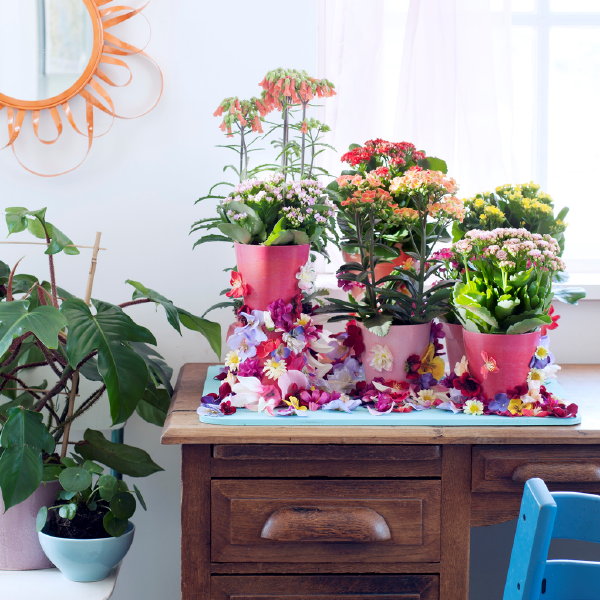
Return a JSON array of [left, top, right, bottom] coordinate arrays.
[[440, 445, 472, 600], [182, 445, 211, 600]]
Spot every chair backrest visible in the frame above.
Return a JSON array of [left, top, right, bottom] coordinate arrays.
[[503, 478, 600, 600]]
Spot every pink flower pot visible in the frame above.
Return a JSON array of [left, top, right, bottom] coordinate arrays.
[[360, 322, 432, 383], [0, 482, 59, 570], [463, 330, 541, 400], [235, 243, 310, 311], [442, 322, 465, 373]]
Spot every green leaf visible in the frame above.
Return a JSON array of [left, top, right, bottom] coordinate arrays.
[[505, 315, 552, 334], [1, 408, 55, 454], [58, 503, 77, 519], [75, 429, 163, 478], [60, 457, 77, 468], [82, 460, 104, 475], [177, 309, 221, 358], [362, 315, 393, 337], [133, 484, 147, 511], [62, 299, 155, 424], [98, 474, 118, 501], [0, 301, 66, 358], [136, 385, 171, 427], [36, 506, 48, 531], [421, 156, 448, 173], [553, 286, 586, 305], [42, 463, 62, 482], [216, 223, 252, 244], [59, 467, 92, 493], [192, 234, 231, 247], [0, 445, 43, 509], [110, 492, 136, 519], [87, 500, 97, 511], [58, 489, 77, 501], [103, 512, 128, 537], [125, 280, 181, 334]]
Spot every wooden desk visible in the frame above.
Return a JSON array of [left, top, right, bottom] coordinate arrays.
[[162, 363, 600, 600]]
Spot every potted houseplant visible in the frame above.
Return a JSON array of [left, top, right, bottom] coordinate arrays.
[[36, 460, 141, 582], [0, 207, 221, 569], [317, 167, 464, 384], [451, 227, 565, 398], [326, 139, 448, 285], [192, 68, 337, 311]]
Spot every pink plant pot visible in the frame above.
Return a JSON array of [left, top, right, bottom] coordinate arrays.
[[360, 322, 432, 383], [0, 482, 59, 570], [235, 243, 310, 311], [442, 322, 465, 373], [463, 330, 541, 400]]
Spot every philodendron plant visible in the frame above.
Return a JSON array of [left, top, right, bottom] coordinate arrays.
[[37, 459, 144, 538], [0, 207, 221, 510]]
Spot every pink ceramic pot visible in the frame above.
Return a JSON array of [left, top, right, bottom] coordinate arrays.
[[360, 322, 431, 383], [235, 243, 310, 311], [463, 330, 541, 400], [442, 322, 465, 373], [0, 482, 59, 570]]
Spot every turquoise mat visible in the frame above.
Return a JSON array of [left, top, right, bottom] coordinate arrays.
[[199, 365, 581, 427]]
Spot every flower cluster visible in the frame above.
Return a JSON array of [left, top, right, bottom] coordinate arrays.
[[213, 96, 265, 136], [340, 139, 427, 174], [217, 174, 336, 247], [259, 68, 336, 110], [456, 182, 568, 253]]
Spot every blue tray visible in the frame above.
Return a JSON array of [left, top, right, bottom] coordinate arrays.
[[199, 365, 581, 427]]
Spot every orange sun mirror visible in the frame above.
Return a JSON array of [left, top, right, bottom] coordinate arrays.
[[0, 0, 161, 176]]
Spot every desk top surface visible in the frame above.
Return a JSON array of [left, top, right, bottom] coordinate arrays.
[[161, 363, 600, 445]]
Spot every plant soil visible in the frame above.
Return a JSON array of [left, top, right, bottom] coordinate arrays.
[[43, 504, 110, 539]]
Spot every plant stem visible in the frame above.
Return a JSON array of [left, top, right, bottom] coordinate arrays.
[[119, 298, 152, 309], [281, 98, 290, 175], [45, 234, 59, 309], [300, 102, 307, 177], [35, 366, 73, 412], [60, 372, 79, 458]]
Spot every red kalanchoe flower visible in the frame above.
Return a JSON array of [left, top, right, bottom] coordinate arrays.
[[452, 373, 482, 398], [226, 271, 249, 299]]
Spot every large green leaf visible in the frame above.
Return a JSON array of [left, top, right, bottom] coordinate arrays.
[[130, 342, 173, 393], [0, 407, 55, 454], [216, 223, 252, 243], [62, 299, 155, 423], [125, 280, 181, 334], [136, 384, 171, 427], [177, 309, 221, 358], [75, 429, 163, 477], [0, 301, 66, 358], [505, 315, 552, 335], [0, 445, 43, 510]]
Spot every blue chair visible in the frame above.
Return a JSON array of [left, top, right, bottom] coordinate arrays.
[[503, 477, 600, 600]]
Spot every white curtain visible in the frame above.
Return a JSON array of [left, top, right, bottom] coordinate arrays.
[[317, 0, 519, 195]]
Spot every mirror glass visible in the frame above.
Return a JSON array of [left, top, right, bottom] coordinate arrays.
[[0, 0, 93, 102]]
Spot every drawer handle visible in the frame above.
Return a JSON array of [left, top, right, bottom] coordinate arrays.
[[260, 506, 391, 543], [512, 463, 600, 483]]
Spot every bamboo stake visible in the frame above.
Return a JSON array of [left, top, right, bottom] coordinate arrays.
[[0, 241, 107, 250], [60, 232, 102, 458]]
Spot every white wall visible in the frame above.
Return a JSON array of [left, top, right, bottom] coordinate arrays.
[[0, 2, 597, 599]]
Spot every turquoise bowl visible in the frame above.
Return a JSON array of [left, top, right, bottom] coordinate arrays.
[[38, 523, 134, 582]]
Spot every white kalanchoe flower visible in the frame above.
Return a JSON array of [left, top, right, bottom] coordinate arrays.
[[454, 355, 469, 376], [224, 350, 242, 372], [463, 399, 484, 415], [262, 359, 287, 380], [296, 261, 317, 293], [369, 345, 394, 372]]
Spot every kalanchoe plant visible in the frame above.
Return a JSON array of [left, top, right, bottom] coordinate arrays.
[[326, 140, 450, 258], [36, 458, 145, 538], [192, 67, 336, 254], [317, 169, 465, 336], [451, 228, 566, 334], [0, 207, 221, 510]]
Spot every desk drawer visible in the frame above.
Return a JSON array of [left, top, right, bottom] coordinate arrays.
[[473, 445, 600, 493], [211, 480, 440, 563], [212, 575, 439, 600]]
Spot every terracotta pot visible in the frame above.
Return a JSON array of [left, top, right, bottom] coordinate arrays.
[[442, 322, 465, 373], [0, 481, 59, 570], [359, 322, 431, 383], [463, 330, 541, 400], [235, 243, 310, 311]]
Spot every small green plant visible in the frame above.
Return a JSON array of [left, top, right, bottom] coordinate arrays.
[[37, 456, 146, 538]]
